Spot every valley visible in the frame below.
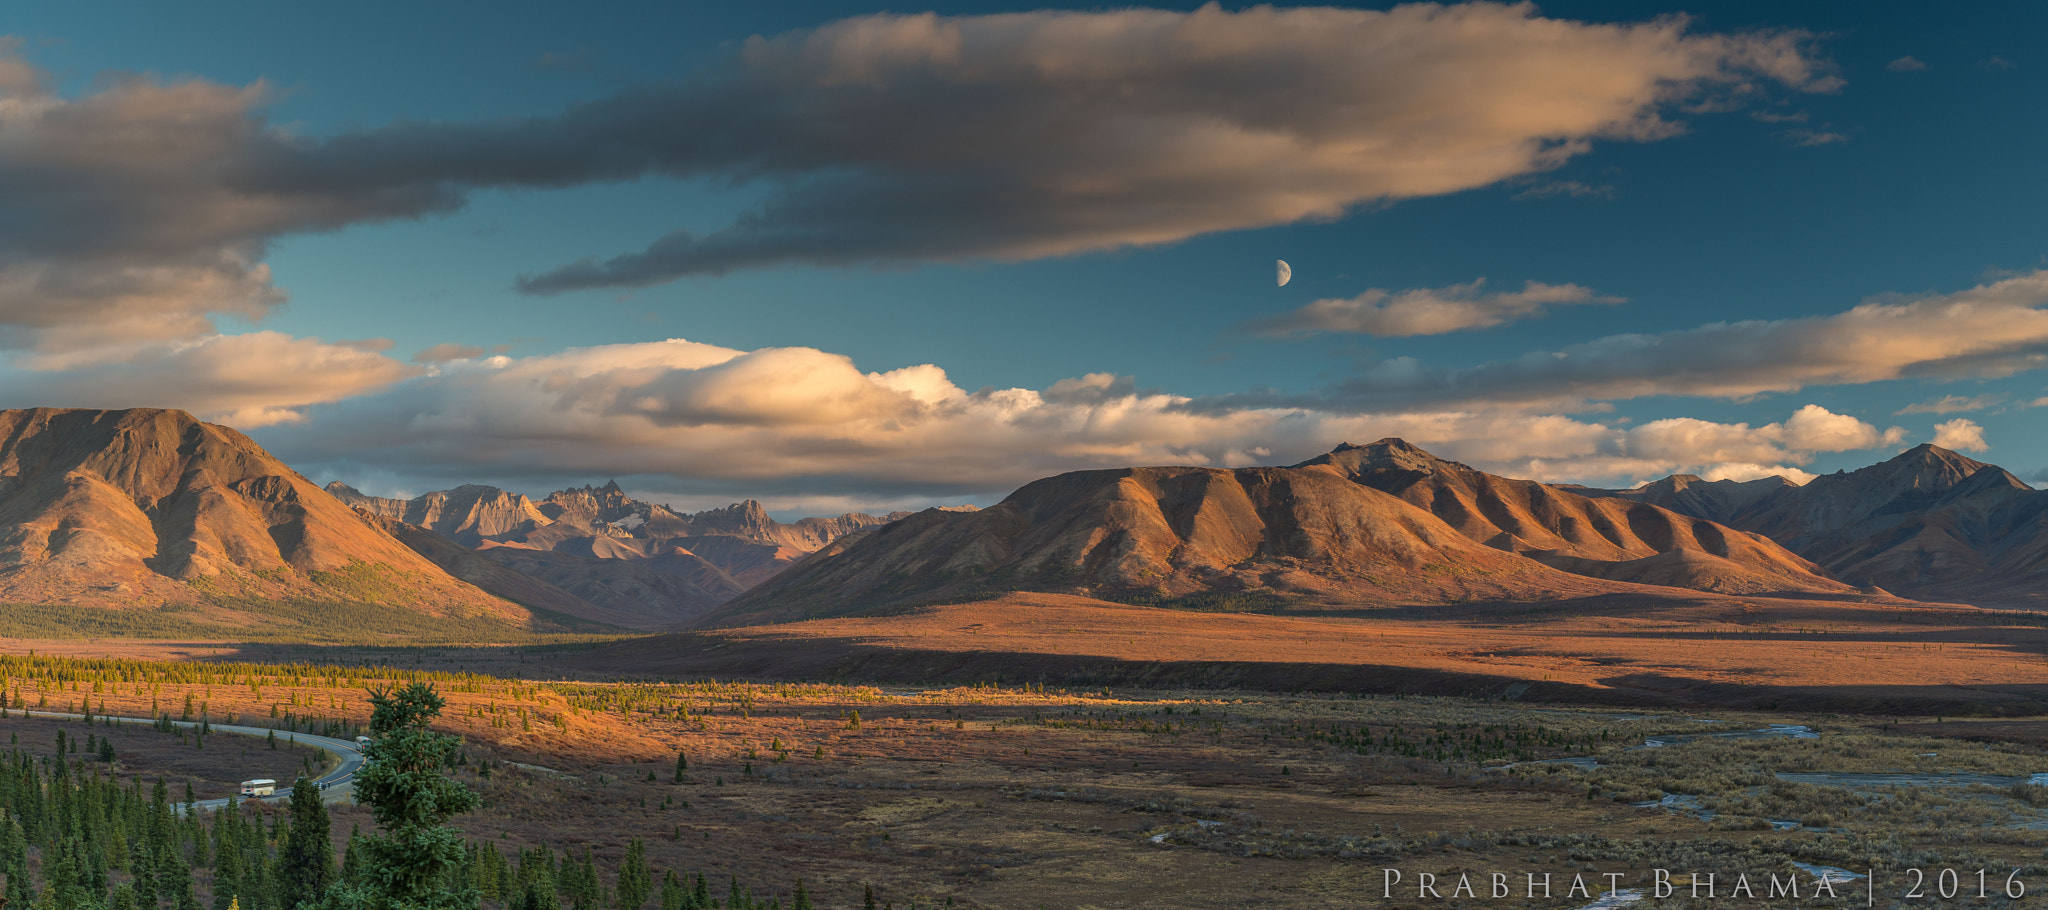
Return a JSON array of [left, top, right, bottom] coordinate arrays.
[[8, 651, 2048, 908]]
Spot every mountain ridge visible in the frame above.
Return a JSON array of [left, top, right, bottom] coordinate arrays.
[[0, 407, 543, 632]]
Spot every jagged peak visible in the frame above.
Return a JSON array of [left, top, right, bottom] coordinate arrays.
[[1295, 437, 1458, 474], [601, 479, 624, 494]]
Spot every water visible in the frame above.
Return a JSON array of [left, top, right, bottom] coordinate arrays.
[[1789, 862, 1865, 887], [1643, 724, 1817, 748], [1777, 771, 2037, 788], [1572, 889, 1645, 910]]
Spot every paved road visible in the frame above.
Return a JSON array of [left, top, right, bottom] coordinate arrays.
[[21, 710, 365, 811]]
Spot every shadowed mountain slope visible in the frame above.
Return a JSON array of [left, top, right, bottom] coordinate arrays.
[[0, 407, 533, 628], [1580, 474, 1798, 525], [1597, 445, 2048, 604], [1298, 440, 1851, 596], [709, 462, 1660, 626]]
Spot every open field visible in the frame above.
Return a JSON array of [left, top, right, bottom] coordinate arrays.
[[578, 592, 2048, 716], [15, 587, 2048, 906]]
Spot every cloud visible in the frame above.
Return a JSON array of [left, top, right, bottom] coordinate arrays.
[[1783, 128, 1848, 146], [413, 343, 486, 363], [1249, 279, 1625, 337], [1203, 270, 2048, 413], [5, 331, 418, 427], [498, 5, 1830, 290], [0, 50, 464, 351], [1932, 418, 1988, 452], [1885, 56, 1927, 72], [1699, 462, 1816, 485], [1894, 393, 2003, 414], [235, 337, 1902, 499], [338, 338, 397, 353], [0, 6, 1833, 341], [1510, 180, 1616, 201]]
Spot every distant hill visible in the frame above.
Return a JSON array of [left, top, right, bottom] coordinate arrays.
[[711, 440, 1862, 626], [326, 481, 952, 628], [1306, 440, 1850, 596], [0, 407, 562, 637], [1586, 444, 2048, 605], [707, 462, 1678, 626]]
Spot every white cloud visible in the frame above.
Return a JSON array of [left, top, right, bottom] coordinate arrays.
[[1700, 462, 1817, 485], [1931, 418, 1988, 452], [1885, 56, 1928, 72], [1248, 279, 1625, 337]]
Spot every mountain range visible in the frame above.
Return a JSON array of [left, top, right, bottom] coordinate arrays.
[[5, 406, 2045, 640], [325, 480, 960, 628], [706, 439, 1855, 625], [1582, 444, 2048, 606]]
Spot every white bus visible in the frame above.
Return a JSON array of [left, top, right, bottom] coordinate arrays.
[[239, 779, 277, 797]]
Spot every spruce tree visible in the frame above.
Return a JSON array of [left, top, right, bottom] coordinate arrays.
[[613, 840, 650, 910], [320, 684, 479, 910], [658, 872, 683, 910], [277, 778, 334, 910], [671, 753, 686, 783]]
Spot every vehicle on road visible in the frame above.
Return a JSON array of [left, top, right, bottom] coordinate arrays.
[[240, 779, 277, 797]]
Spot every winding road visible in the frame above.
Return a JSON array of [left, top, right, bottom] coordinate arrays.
[[20, 710, 366, 811]]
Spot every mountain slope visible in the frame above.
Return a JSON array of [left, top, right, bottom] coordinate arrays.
[[1580, 445, 2048, 603], [1299, 440, 1851, 596], [0, 407, 535, 630], [1581, 474, 1798, 525], [710, 463, 1647, 626]]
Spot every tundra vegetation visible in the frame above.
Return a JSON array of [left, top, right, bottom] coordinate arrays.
[[4, 652, 2048, 907]]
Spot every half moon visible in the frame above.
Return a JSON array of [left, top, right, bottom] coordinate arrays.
[[1276, 260, 1292, 287]]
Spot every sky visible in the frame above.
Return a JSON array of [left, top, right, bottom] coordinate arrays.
[[3, 1, 2045, 517]]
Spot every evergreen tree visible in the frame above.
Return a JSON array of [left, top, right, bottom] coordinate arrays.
[[277, 779, 334, 910], [320, 684, 479, 910], [671, 753, 686, 784], [613, 840, 650, 910], [161, 847, 201, 910], [657, 872, 683, 910]]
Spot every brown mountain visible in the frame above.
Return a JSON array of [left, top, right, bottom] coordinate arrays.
[[325, 481, 929, 628], [708, 461, 1662, 626], [0, 407, 540, 631], [1298, 440, 1851, 596], [1594, 445, 2048, 604], [1580, 473, 1798, 525]]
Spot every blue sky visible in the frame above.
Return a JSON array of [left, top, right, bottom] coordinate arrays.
[[3, 2, 2044, 515]]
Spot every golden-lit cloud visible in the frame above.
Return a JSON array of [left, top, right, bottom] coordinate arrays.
[[8, 332, 418, 427], [0, 6, 1832, 346], [1203, 270, 2048, 412], [237, 338, 1903, 497]]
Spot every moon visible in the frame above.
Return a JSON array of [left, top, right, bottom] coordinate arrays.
[[1276, 260, 1292, 287]]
